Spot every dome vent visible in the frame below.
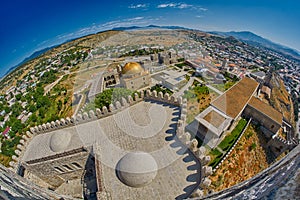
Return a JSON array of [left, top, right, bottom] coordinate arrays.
[[49, 131, 71, 152], [116, 152, 158, 188]]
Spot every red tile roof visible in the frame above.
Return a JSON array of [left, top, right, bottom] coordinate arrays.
[[2, 127, 10, 135], [212, 77, 259, 119]]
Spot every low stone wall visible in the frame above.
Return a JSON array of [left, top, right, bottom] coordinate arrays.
[[9, 130, 34, 172], [144, 90, 182, 106]]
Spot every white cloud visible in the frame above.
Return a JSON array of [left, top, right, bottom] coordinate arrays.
[[157, 3, 177, 8], [177, 3, 192, 9], [44, 16, 157, 47], [128, 4, 148, 9], [128, 16, 145, 21], [198, 7, 208, 11], [157, 2, 207, 11]]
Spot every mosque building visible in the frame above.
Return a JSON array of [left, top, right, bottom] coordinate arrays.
[[118, 62, 151, 90]]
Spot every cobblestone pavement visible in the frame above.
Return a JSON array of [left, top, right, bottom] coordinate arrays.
[[21, 101, 202, 199], [94, 101, 202, 199]]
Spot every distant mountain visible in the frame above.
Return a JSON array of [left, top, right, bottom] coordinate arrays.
[[112, 24, 190, 31], [4, 45, 59, 77], [3, 25, 190, 77], [210, 31, 300, 61], [4, 26, 299, 79]]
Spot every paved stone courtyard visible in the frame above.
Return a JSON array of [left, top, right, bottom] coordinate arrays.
[[96, 101, 201, 199], [22, 101, 202, 199]]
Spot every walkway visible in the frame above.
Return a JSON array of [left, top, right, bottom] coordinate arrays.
[[44, 75, 64, 95], [173, 77, 195, 98], [193, 77, 224, 95]]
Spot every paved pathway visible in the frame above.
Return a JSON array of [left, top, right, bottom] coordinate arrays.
[[216, 146, 225, 155], [193, 77, 224, 96], [44, 75, 64, 95], [206, 84, 224, 96], [173, 77, 195, 98]]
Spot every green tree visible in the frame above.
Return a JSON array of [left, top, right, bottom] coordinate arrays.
[[11, 102, 23, 118], [28, 104, 37, 113], [15, 94, 22, 101], [29, 113, 37, 123], [57, 100, 63, 111], [94, 88, 134, 109], [38, 107, 46, 118]]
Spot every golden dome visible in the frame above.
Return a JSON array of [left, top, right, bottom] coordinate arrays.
[[122, 62, 144, 75]]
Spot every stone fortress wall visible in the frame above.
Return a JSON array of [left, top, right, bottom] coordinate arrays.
[[243, 105, 281, 134], [8, 89, 215, 199], [8, 85, 298, 199], [23, 148, 89, 189], [0, 164, 77, 200]]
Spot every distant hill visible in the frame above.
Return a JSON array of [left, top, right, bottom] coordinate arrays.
[[210, 31, 300, 61], [112, 24, 190, 31], [4, 26, 299, 78], [3, 45, 59, 77], [2, 25, 190, 78]]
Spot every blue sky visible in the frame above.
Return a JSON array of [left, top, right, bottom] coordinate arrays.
[[0, 0, 299, 77]]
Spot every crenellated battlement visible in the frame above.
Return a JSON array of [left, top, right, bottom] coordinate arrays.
[[9, 89, 184, 172], [272, 135, 294, 146], [174, 97, 212, 196]]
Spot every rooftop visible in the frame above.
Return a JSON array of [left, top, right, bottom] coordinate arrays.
[[211, 77, 259, 119], [122, 62, 144, 75], [251, 71, 266, 78], [203, 110, 227, 128], [248, 97, 283, 125], [195, 106, 232, 138]]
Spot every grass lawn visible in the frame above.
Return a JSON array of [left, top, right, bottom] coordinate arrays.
[[208, 118, 248, 168], [184, 85, 215, 124], [211, 81, 237, 92], [218, 119, 247, 151], [208, 148, 223, 168]]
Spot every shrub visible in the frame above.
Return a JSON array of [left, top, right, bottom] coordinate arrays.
[[250, 142, 257, 151], [219, 119, 247, 151]]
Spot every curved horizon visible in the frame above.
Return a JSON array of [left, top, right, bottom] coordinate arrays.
[[1, 0, 300, 77]]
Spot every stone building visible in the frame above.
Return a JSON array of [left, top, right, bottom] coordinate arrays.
[[23, 147, 89, 189], [103, 71, 118, 88], [243, 96, 282, 134], [156, 51, 178, 65], [189, 77, 286, 149], [21, 130, 91, 197], [153, 69, 187, 91], [119, 62, 150, 90], [88, 62, 150, 100]]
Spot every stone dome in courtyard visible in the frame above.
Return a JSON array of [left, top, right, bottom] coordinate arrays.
[[116, 151, 158, 188], [49, 131, 72, 152], [121, 62, 144, 75]]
